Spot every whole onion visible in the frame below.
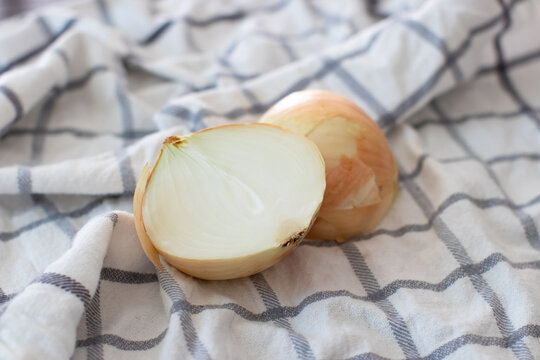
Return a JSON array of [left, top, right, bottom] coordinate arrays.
[[261, 90, 398, 242]]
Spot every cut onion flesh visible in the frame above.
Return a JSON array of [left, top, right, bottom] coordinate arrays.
[[134, 124, 326, 280]]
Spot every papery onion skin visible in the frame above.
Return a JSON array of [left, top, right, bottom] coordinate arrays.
[[133, 163, 162, 270], [133, 124, 325, 280], [260, 90, 399, 242], [161, 237, 302, 280]]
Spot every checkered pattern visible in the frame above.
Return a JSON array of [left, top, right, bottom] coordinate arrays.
[[0, 0, 539, 359]]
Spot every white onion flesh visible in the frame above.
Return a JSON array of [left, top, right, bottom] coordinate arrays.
[[135, 124, 326, 280]]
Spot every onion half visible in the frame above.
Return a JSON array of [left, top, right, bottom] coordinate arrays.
[[133, 124, 326, 280], [261, 90, 398, 242]]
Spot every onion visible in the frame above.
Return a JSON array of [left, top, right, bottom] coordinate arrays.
[[260, 90, 398, 242], [133, 124, 326, 280]]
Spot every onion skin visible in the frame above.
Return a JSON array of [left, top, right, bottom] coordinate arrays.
[[133, 163, 162, 270], [261, 90, 399, 242], [161, 241, 297, 280], [133, 123, 324, 280]]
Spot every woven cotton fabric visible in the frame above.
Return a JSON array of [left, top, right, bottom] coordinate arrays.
[[0, 0, 539, 359]]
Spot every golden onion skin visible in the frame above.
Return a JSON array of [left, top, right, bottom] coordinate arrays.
[[160, 236, 299, 280], [133, 163, 162, 269], [261, 90, 399, 242]]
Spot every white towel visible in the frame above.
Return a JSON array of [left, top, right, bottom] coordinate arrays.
[[0, 0, 539, 359]]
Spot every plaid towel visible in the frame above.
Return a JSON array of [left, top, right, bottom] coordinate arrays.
[[1, 0, 539, 359]]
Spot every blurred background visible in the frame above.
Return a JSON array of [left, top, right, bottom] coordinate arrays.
[[0, 0, 65, 19]]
